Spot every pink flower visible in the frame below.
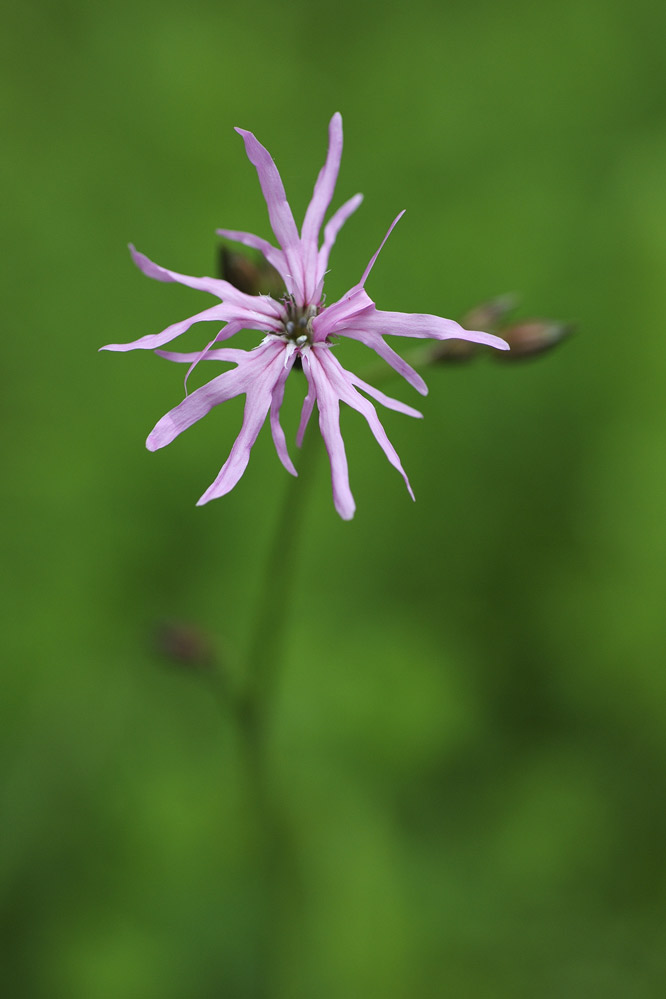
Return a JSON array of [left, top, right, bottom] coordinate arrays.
[[102, 114, 508, 519]]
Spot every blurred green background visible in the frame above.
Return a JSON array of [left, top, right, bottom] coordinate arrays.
[[3, 0, 666, 995]]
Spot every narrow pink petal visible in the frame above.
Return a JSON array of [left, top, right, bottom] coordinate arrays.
[[305, 351, 355, 520], [317, 349, 415, 501], [315, 193, 363, 292], [182, 334, 221, 393], [356, 309, 510, 350], [311, 286, 374, 340], [100, 304, 231, 352], [302, 114, 343, 244], [235, 127, 305, 302], [358, 211, 405, 288], [196, 389, 274, 505], [269, 353, 298, 476], [349, 373, 423, 419], [102, 297, 284, 353], [216, 228, 290, 293], [146, 367, 247, 451], [197, 343, 284, 506], [129, 245, 283, 318], [301, 113, 343, 296], [155, 347, 248, 364], [296, 376, 316, 448], [311, 213, 403, 338], [181, 321, 246, 394], [337, 326, 428, 395], [312, 213, 404, 339], [130, 244, 225, 297], [147, 340, 283, 452]]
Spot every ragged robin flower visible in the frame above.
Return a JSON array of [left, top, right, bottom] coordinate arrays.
[[102, 114, 508, 519]]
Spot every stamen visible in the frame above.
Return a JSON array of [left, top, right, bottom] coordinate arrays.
[[280, 301, 320, 348]]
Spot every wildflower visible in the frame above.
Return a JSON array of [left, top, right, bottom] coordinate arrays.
[[102, 114, 508, 519]]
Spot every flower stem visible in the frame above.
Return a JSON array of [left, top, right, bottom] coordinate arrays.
[[240, 421, 320, 734], [235, 424, 320, 997]]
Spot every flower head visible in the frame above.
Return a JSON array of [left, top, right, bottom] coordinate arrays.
[[102, 114, 508, 519]]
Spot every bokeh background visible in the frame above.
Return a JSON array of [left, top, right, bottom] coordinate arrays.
[[3, 0, 666, 995]]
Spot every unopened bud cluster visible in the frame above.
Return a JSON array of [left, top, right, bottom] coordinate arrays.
[[430, 294, 573, 363]]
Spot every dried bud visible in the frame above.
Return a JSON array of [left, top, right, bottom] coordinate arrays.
[[492, 320, 574, 360], [429, 294, 519, 364], [218, 246, 284, 297], [429, 337, 480, 364], [460, 294, 519, 334], [154, 620, 217, 671]]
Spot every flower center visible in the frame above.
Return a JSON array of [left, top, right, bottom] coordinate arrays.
[[280, 301, 318, 347]]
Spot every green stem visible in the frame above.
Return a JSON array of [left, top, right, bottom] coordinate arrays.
[[235, 424, 320, 998], [240, 421, 320, 736]]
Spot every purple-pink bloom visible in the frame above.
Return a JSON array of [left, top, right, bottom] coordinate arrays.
[[102, 114, 508, 519]]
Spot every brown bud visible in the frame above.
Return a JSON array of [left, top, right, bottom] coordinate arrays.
[[154, 620, 217, 671], [218, 246, 284, 298], [429, 337, 480, 364], [493, 320, 574, 360], [460, 293, 519, 334]]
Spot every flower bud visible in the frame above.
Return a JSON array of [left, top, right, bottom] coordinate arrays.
[[429, 338, 480, 363], [492, 320, 574, 360], [154, 620, 216, 670], [430, 294, 519, 363], [218, 246, 284, 297], [460, 293, 519, 334]]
